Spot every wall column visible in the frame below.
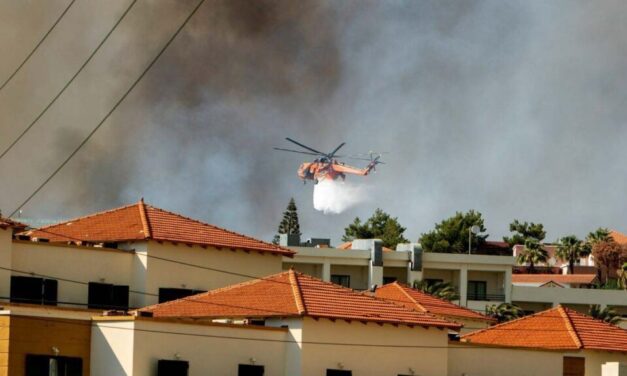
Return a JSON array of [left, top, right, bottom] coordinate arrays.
[[504, 268, 512, 303], [460, 265, 468, 307], [322, 261, 331, 282]]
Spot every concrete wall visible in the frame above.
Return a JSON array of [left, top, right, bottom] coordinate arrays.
[[328, 265, 368, 290], [512, 285, 627, 309], [142, 241, 283, 306], [283, 263, 322, 279], [585, 351, 627, 376], [382, 266, 407, 284], [301, 318, 449, 376], [0, 230, 12, 301], [448, 345, 563, 376], [91, 319, 288, 376], [11, 241, 135, 307]]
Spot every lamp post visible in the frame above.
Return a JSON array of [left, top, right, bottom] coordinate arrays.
[[468, 225, 480, 254]]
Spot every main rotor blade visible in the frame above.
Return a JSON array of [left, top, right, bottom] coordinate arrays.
[[285, 137, 325, 155], [273, 147, 323, 157], [327, 142, 346, 158]]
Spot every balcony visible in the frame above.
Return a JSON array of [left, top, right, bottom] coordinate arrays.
[[467, 292, 506, 301]]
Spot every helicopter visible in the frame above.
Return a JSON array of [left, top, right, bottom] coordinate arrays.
[[274, 138, 384, 184]]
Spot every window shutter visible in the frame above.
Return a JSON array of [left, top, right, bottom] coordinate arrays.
[[88, 282, 112, 309], [112, 285, 129, 310], [43, 279, 58, 306], [157, 360, 189, 376], [238, 364, 265, 376], [11, 276, 44, 304], [25, 355, 50, 376]]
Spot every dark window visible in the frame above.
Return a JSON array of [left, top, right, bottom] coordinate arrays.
[[158, 288, 206, 304], [563, 356, 585, 376], [331, 275, 350, 288], [88, 282, 129, 310], [383, 276, 397, 284], [10, 276, 57, 305], [327, 370, 352, 376], [157, 359, 189, 376], [238, 364, 264, 376], [25, 354, 82, 376], [424, 278, 443, 285], [468, 281, 487, 300]]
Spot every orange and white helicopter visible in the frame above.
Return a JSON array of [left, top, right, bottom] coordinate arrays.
[[274, 138, 383, 184]]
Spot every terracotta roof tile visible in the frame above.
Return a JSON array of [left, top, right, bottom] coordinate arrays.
[[511, 274, 598, 285], [375, 282, 494, 323], [139, 271, 461, 329], [23, 201, 294, 256], [338, 241, 394, 252], [0, 217, 27, 230], [462, 306, 627, 352], [610, 230, 627, 245]]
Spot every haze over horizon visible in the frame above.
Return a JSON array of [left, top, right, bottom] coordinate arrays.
[[1, 0, 627, 245]]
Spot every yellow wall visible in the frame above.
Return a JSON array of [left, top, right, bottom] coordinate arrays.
[[300, 318, 449, 376], [0, 316, 9, 376], [141, 241, 284, 306], [91, 319, 288, 376], [7, 315, 91, 376]]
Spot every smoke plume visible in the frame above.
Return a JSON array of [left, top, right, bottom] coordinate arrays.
[[313, 180, 368, 215]]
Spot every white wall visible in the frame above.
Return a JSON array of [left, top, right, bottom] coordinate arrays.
[[448, 345, 563, 376], [301, 318, 449, 376], [91, 319, 288, 376]]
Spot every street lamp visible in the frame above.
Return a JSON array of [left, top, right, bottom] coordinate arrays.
[[468, 225, 480, 254]]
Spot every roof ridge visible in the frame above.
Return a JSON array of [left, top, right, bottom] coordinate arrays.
[[289, 270, 306, 315], [557, 306, 583, 349], [137, 198, 152, 238], [26, 202, 141, 233], [144, 204, 293, 254], [393, 282, 428, 313]]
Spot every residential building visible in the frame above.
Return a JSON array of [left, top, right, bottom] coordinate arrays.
[[374, 281, 494, 333], [450, 306, 627, 376], [92, 270, 460, 376], [3, 200, 292, 310]]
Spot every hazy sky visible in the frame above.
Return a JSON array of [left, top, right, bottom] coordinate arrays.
[[1, 0, 626, 244]]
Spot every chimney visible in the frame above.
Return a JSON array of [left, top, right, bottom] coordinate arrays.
[[397, 243, 423, 271]]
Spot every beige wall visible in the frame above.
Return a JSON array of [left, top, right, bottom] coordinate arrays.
[[283, 263, 322, 279], [91, 319, 288, 376], [142, 241, 283, 306], [301, 318, 449, 376], [585, 351, 627, 376], [448, 345, 563, 376], [0, 230, 12, 300], [468, 270, 505, 296], [383, 266, 408, 284], [11, 241, 135, 307], [328, 265, 368, 290]]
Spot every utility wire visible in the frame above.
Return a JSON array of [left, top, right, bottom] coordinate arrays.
[[0, 0, 137, 161], [8, 0, 206, 217], [0, 0, 77, 92]]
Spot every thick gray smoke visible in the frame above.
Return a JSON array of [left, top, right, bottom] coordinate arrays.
[[1, 0, 627, 244]]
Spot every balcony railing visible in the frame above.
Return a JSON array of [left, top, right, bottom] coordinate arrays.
[[467, 292, 505, 301]]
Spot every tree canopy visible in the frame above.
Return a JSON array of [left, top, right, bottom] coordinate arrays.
[[419, 210, 488, 253], [342, 208, 408, 249], [272, 198, 301, 244], [516, 238, 549, 273], [556, 235, 590, 274], [503, 219, 546, 246]]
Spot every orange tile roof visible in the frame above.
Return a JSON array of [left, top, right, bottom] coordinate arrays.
[[139, 270, 461, 329], [610, 230, 627, 245], [375, 282, 494, 323], [462, 306, 627, 352], [0, 217, 27, 230], [511, 274, 598, 285], [24, 200, 294, 256]]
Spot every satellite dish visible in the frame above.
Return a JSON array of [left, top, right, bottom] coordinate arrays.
[[470, 225, 481, 234]]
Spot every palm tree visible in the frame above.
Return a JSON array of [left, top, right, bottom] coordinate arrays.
[[516, 238, 548, 274], [557, 235, 590, 274], [485, 303, 525, 323], [413, 280, 459, 301], [585, 227, 611, 254], [588, 304, 621, 325]]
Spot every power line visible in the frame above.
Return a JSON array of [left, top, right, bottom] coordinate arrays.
[[0, 0, 137, 161], [0, 0, 77, 92], [8, 0, 206, 217]]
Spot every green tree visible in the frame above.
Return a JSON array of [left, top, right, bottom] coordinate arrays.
[[503, 220, 546, 246], [485, 303, 525, 323], [586, 227, 611, 245], [272, 198, 301, 244], [419, 210, 488, 253], [516, 238, 549, 274], [412, 280, 459, 301], [556, 235, 590, 274], [342, 209, 408, 249], [588, 304, 621, 326]]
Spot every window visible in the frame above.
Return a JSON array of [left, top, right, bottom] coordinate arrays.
[[383, 276, 397, 284], [157, 360, 189, 376], [468, 281, 487, 301], [424, 278, 443, 285], [238, 364, 264, 376], [330, 275, 350, 288], [10, 276, 57, 305], [563, 357, 585, 376], [26, 354, 82, 376], [88, 282, 129, 310], [158, 288, 206, 304], [327, 370, 352, 376]]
